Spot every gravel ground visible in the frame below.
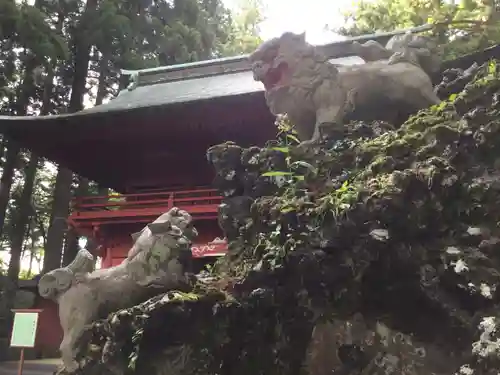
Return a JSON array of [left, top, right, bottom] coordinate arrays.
[[0, 359, 60, 375]]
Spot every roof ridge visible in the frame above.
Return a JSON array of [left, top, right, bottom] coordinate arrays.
[[121, 54, 249, 76], [120, 23, 434, 91]]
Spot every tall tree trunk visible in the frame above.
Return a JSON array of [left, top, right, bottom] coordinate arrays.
[[4, 46, 39, 280], [39, 62, 75, 273], [95, 51, 110, 106], [27, 232, 36, 278], [43, 0, 99, 272], [62, 177, 89, 266], [69, 0, 98, 112], [7, 154, 38, 281], [0, 141, 20, 238], [62, 231, 79, 267], [95, 59, 110, 202], [42, 168, 73, 273]]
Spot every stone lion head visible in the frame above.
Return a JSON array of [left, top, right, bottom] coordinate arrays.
[[248, 32, 339, 118], [249, 32, 307, 90]]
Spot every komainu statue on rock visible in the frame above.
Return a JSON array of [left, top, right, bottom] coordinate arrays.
[[38, 208, 197, 373], [248, 32, 441, 144]]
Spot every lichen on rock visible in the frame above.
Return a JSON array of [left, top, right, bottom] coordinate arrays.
[[73, 61, 500, 375]]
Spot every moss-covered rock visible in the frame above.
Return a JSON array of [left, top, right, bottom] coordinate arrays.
[[74, 61, 500, 375]]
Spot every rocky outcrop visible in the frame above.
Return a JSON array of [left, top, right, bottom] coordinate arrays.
[[70, 61, 500, 375]]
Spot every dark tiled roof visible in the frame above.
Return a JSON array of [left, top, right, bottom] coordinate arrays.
[[83, 70, 263, 114]]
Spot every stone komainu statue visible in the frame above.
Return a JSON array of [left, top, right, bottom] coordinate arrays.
[[248, 32, 441, 144], [38, 207, 197, 373]]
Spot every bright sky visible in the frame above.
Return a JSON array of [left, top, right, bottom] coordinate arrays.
[[225, 0, 356, 44]]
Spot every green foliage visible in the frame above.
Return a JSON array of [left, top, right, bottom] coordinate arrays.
[[262, 116, 309, 183], [16, 3, 69, 63], [219, 0, 264, 56], [338, 0, 500, 60], [18, 269, 33, 280]]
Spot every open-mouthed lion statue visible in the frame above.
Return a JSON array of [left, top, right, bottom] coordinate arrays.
[[248, 32, 441, 145], [38, 207, 197, 373]]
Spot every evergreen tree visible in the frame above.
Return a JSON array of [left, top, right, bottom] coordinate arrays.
[[338, 0, 500, 60], [220, 0, 264, 56]]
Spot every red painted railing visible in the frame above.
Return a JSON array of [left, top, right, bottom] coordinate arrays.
[[69, 188, 223, 227]]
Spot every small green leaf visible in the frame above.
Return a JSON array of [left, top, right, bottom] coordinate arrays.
[[262, 171, 294, 177], [290, 161, 317, 173], [271, 147, 290, 153], [286, 134, 301, 144], [488, 60, 497, 74], [448, 93, 457, 102]]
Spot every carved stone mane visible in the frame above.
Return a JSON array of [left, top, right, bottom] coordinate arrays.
[[249, 32, 441, 144]]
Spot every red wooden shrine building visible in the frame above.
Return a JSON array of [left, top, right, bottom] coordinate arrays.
[[0, 26, 496, 357]]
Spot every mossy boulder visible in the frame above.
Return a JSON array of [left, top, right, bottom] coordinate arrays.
[[73, 61, 500, 375]]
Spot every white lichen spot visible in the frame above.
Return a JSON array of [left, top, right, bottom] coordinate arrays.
[[223, 189, 236, 197], [370, 229, 389, 241], [442, 174, 458, 186], [413, 347, 426, 358], [273, 175, 287, 187], [457, 365, 474, 375], [452, 259, 469, 273], [446, 246, 461, 254], [480, 283, 494, 299], [225, 170, 236, 180], [248, 156, 258, 165], [467, 227, 482, 236], [375, 353, 399, 374], [472, 316, 500, 358]]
